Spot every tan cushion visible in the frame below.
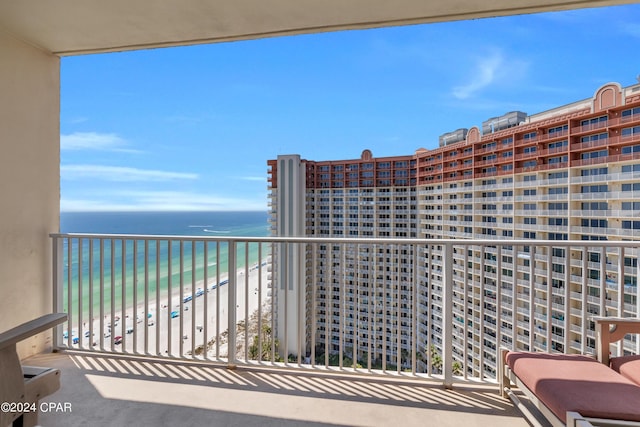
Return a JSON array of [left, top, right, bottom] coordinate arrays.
[[610, 355, 640, 386], [506, 351, 640, 423]]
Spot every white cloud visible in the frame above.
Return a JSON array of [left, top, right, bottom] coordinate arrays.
[[61, 190, 266, 212], [61, 165, 198, 182], [239, 176, 266, 181], [451, 49, 530, 100], [619, 22, 640, 38], [452, 52, 504, 100], [61, 132, 141, 153]]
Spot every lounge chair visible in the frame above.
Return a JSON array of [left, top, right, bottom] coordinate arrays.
[[500, 317, 640, 427]]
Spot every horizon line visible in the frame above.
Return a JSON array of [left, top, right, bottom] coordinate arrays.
[[60, 209, 269, 213]]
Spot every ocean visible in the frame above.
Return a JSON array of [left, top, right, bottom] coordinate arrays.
[[61, 210, 270, 237], [59, 211, 271, 314]]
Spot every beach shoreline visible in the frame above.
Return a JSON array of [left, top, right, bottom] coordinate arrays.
[[65, 257, 272, 358]]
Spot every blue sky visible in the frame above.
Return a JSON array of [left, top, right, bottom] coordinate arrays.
[[60, 4, 640, 212]]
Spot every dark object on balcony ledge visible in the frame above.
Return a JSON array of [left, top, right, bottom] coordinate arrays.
[[0, 313, 67, 427]]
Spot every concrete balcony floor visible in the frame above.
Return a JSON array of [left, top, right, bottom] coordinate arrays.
[[27, 351, 531, 427]]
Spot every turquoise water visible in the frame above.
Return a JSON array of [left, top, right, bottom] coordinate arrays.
[[59, 211, 270, 316]]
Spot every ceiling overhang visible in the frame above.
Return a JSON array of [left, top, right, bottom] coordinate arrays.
[[0, 0, 635, 56]]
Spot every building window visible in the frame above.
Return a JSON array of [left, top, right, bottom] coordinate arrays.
[[582, 219, 608, 228], [581, 185, 608, 193], [581, 167, 608, 176], [580, 132, 608, 143], [548, 155, 567, 164], [548, 125, 568, 135], [549, 203, 568, 210], [622, 126, 640, 138], [582, 202, 608, 210], [548, 140, 567, 150], [548, 187, 567, 194], [622, 183, 640, 191], [621, 144, 640, 154], [549, 233, 567, 240], [622, 164, 640, 173], [622, 221, 640, 230], [581, 116, 608, 128], [581, 150, 608, 159], [622, 202, 640, 210], [622, 107, 640, 120], [548, 171, 567, 179], [548, 218, 567, 226]]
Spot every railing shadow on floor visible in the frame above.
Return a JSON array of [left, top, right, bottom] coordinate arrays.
[[59, 350, 519, 416]]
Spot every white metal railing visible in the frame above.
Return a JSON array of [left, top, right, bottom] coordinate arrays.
[[50, 234, 640, 386]]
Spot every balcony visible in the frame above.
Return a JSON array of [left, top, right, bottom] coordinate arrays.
[[27, 351, 527, 427], [4, 2, 640, 426], [46, 235, 639, 400]]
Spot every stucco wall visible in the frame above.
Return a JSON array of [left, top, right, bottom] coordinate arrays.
[[0, 32, 60, 359]]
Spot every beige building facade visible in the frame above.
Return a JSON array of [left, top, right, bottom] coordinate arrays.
[[268, 82, 640, 376]]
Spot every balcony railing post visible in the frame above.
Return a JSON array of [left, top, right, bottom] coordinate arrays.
[[227, 239, 237, 365], [442, 242, 453, 388], [51, 235, 64, 349]]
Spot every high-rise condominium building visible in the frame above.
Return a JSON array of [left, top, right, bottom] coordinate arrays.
[[267, 81, 640, 377]]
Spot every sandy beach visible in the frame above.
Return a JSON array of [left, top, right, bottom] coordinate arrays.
[[65, 259, 272, 360]]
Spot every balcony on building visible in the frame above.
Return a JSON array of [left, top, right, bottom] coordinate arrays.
[[1, 1, 638, 426]]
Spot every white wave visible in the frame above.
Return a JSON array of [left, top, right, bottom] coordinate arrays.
[[203, 229, 231, 234]]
